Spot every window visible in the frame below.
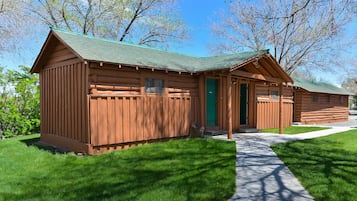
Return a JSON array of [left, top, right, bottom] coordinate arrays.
[[145, 78, 164, 94], [340, 96, 345, 104], [271, 90, 279, 100], [312, 94, 319, 102], [327, 95, 331, 103]]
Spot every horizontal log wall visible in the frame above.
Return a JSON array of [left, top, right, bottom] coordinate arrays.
[[40, 61, 89, 143], [88, 64, 200, 147], [296, 90, 349, 124], [256, 84, 294, 101], [293, 90, 303, 122]]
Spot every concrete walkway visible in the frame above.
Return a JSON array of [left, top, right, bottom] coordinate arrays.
[[211, 127, 354, 201]]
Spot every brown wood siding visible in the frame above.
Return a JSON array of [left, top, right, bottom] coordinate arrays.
[[208, 76, 247, 130], [202, 76, 293, 130], [89, 95, 196, 145], [293, 90, 303, 122], [256, 84, 293, 129], [40, 61, 89, 143], [88, 64, 200, 146], [256, 101, 293, 129], [46, 42, 77, 66], [201, 74, 257, 130], [294, 89, 349, 124]]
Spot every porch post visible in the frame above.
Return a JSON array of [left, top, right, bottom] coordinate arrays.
[[279, 83, 284, 134], [227, 73, 233, 139], [198, 75, 205, 126]]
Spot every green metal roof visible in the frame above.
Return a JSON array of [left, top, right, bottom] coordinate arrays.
[[51, 29, 269, 73], [293, 78, 351, 95]]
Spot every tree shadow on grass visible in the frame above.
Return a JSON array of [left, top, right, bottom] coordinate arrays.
[[272, 139, 357, 201], [231, 139, 314, 201], [4, 138, 236, 201]]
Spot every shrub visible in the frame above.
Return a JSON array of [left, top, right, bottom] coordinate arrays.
[[0, 66, 40, 138]]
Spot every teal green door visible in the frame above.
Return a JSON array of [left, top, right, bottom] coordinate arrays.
[[206, 79, 217, 126], [240, 84, 248, 125]]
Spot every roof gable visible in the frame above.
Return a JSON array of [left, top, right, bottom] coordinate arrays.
[[31, 29, 293, 83], [293, 78, 351, 95]]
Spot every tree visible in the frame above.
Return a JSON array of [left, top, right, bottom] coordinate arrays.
[[25, 0, 187, 48], [342, 77, 357, 94], [0, 0, 32, 52], [0, 66, 40, 138], [211, 0, 357, 75]]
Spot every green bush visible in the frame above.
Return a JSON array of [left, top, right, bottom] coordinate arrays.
[[0, 66, 40, 138]]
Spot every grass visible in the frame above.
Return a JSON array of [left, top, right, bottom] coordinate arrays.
[[272, 130, 357, 201], [261, 126, 330, 134], [0, 134, 236, 201]]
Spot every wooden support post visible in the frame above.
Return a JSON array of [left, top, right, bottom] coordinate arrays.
[[198, 75, 205, 126], [279, 83, 284, 134], [227, 73, 233, 139]]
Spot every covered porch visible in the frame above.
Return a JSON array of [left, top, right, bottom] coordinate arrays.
[[198, 52, 293, 139]]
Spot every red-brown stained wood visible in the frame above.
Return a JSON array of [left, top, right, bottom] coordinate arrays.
[[36, 35, 294, 154], [255, 84, 293, 129], [293, 89, 348, 124], [123, 97, 130, 142], [279, 84, 283, 134], [136, 97, 144, 141], [40, 53, 89, 146], [227, 74, 233, 139], [130, 97, 137, 142], [90, 98, 98, 145], [108, 97, 115, 144]]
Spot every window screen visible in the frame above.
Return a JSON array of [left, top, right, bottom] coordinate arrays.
[[271, 90, 279, 100], [313, 94, 319, 102], [145, 78, 164, 94]]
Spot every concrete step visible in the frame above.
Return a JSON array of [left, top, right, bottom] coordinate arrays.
[[205, 130, 228, 136], [238, 128, 259, 133]]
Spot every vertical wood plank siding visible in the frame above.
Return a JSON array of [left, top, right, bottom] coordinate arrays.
[[41, 61, 88, 143], [204, 77, 292, 130], [256, 84, 293, 129], [256, 102, 293, 129], [88, 65, 199, 146], [89, 96, 196, 145], [294, 89, 349, 124]]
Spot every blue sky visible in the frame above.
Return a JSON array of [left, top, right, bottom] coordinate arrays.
[[174, 0, 228, 57], [0, 0, 355, 85], [1, 0, 226, 69]]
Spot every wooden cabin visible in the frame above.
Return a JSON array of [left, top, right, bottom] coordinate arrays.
[[31, 29, 293, 154], [293, 78, 350, 124]]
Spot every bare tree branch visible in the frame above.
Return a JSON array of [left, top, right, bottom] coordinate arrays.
[[20, 0, 187, 48], [119, 0, 143, 41], [211, 0, 357, 75]]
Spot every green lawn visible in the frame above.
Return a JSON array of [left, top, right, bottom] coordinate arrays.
[[261, 126, 330, 134], [272, 130, 357, 201], [0, 134, 236, 201]]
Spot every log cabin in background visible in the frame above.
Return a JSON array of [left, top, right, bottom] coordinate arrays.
[[293, 78, 350, 124], [31, 29, 293, 154]]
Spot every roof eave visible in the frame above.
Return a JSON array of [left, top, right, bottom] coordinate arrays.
[[30, 31, 54, 74], [265, 54, 293, 83], [228, 52, 293, 83], [30, 30, 85, 74], [296, 86, 351, 95]]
